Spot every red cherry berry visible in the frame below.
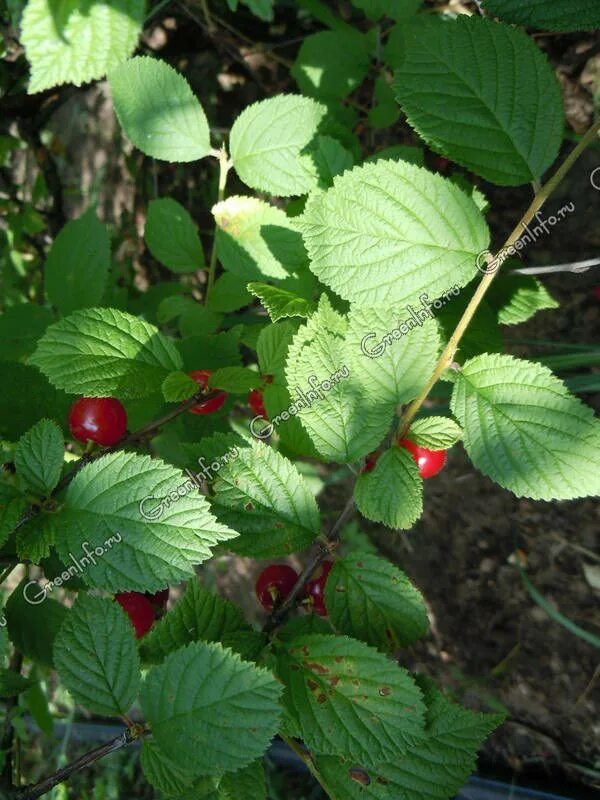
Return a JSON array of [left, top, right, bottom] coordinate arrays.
[[361, 451, 380, 473], [145, 588, 169, 612], [255, 564, 299, 611], [435, 156, 450, 173], [115, 592, 156, 639], [68, 397, 127, 446], [398, 438, 447, 479], [248, 388, 267, 419], [594, 286, 600, 301], [305, 560, 333, 617], [188, 370, 227, 415]]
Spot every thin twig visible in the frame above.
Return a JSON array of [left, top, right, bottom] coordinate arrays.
[[14, 729, 144, 800], [205, 148, 232, 304]]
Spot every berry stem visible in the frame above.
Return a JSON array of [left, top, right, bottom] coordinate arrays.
[[399, 117, 600, 438], [205, 145, 232, 305]]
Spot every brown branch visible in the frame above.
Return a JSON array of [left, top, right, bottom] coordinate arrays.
[[263, 496, 355, 634], [14, 728, 144, 800]]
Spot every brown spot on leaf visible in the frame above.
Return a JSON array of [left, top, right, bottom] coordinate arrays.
[[244, 502, 254, 511], [356, 561, 364, 568], [349, 768, 371, 786], [305, 661, 329, 675], [317, 693, 327, 704], [307, 679, 319, 691], [379, 686, 391, 697], [274, 521, 284, 529], [334, 656, 343, 663], [329, 676, 340, 688], [376, 776, 389, 785]]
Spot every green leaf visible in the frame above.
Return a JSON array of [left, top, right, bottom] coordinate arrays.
[[21, 0, 144, 93], [162, 370, 198, 402], [366, 144, 424, 166], [393, 16, 564, 186], [351, 0, 421, 20], [276, 633, 425, 765], [291, 31, 371, 100], [316, 681, 503, 799], [244, 0, 274, 21], [45, 209, 110, 314], [354, 447, 423, 530], [285, 298, 393, 463], [307, 134, 354, 188], [368, 77, 401, 130], [325, 553, 428, 651], [142, 747, 267, 800], [345, 306, 440, 407], [213, 195, 307, 280], [6, 579, 67, 668], [109, 56, 212, 162], [145, 198, 205, 273], [488, 273, 558, 326], [30, 307, 183, 398], [217, 760, 267, 800], [178, 329, 242, 371], [256, 321, 297, 380], [139, 579, 250, 664], [482, 0, 600, 32], [16, 511, 57, 562], [54, 594, 141, 716], [230, 95, 327, 196], [0, 669, 34, 697], [248, 282, 315, 322], [212, 441, 320, 557], [56, 451, 238, 592], [22, 679, 54, 736], [301, 160, 489, 306], [208, 273, 253, 313], [15, 419, 64, 496], [209, 366, 263, 393], [261, 383, 320, 460], [180, 306, 224, 338], [408, 416, 462, 450], [0, 484, 29, 549], [0, 362, 70, 441], [141, 641, 282, 775], [141, 740, 196, 797], [437, 293, 503, 363], [0, 304, 53, 362], [451, 354, 600, 500]]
